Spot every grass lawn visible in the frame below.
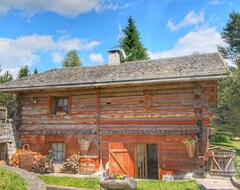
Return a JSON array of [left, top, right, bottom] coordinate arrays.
[[210, 140, 240, 179], [0, 166, 27, 190], [39, 176, 203, 190]]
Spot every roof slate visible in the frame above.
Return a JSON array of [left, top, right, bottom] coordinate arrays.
[[0, 53, 226, 92]]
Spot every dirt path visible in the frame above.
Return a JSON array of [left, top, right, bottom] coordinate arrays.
[[195, 177, 237, 190]]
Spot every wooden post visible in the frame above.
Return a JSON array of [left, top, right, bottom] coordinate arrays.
[[47, 96, 52, 116], [158, 143, 162, 180], [96, 88, 103, 171]]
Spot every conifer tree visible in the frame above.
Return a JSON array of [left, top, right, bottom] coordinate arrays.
[[62, 50, 82, 67], [212, 11, 240, 137], [121, 16, 149, 62], [17, 65, 31, 79], [218, 11, 240, 66], [0, 69, 15, 114], [33, 67, 38, 74]]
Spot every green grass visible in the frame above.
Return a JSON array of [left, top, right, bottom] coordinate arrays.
[[39, 176, 101, 189], [136, 179, 202, 190], [0, 166, 27, 190], [210, 140, 240, 179], [39, 176, 202, 190]]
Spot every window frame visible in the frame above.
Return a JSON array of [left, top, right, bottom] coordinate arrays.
[[51, 142, 65, 161], [48, 95, 72, 116]]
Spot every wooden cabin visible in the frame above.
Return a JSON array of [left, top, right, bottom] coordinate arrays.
[[0, 52, 226, 179]]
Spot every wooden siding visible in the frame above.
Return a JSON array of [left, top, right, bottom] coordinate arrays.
[[102, 135, 199, 176], [16, 80, 217, 172]]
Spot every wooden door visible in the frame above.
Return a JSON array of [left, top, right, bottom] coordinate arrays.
[[137, 144, 147, 179], [109, 143, 134, 177]]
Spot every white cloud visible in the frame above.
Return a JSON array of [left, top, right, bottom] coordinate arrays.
[[95, 1, 135, 12], [0, 35, 101, 76], [167, 11, 204, 31], [0, 0, 134, 17], [52, 52, 64, 63], [89, 53, 104, 63], [0, 0, 101, 17], [150, 27, 224, 59], [207, 0, 220, 5]]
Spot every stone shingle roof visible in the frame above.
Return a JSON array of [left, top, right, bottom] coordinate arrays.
[[0, 52, 226, 92]]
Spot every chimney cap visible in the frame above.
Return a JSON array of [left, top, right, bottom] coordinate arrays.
[[108, 46, 121, 53]]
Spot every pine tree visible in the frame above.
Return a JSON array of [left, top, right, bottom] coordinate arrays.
[[212, 11, 240, 138], [218, 11, 240, 66], [33, 67, 38, 74], [121, 16, 149, 62], [0, 69, 15, 114], [62, 50, 82, 67], [17, 65, 31, 79]]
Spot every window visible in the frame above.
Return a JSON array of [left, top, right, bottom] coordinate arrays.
[[51, 143, 65, 161], [52, 97, 68, 115], [48, 95, 72, 116]]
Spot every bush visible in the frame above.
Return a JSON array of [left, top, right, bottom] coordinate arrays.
[[211, 132, 233, 142]]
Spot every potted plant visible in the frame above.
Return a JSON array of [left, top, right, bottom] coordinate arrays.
[[182, 134, 197, 158], [56, 106, 67, 115], [99, 172, 137, 190]]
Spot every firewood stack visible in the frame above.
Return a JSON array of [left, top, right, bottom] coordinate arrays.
[[62, 154, 79, 174], [10, 149, 44, 170]]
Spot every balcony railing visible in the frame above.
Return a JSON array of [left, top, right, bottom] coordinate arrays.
[[0, 125, 14, 143]]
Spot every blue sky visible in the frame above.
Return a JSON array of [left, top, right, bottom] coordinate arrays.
[[0, 0, 239, 77]]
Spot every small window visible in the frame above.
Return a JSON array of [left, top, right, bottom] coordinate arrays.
[[52, 97, 68, 115], [51, 143, 65, 161]]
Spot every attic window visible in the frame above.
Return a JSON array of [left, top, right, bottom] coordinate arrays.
[[51, 97, 69, 115]]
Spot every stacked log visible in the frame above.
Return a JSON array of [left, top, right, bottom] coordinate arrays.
[[10, 149, 44, 171], [62, 154, 79, 174]]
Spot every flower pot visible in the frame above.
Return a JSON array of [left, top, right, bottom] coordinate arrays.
[[56, 111, 67, 116], [186, 144, 195, 158]]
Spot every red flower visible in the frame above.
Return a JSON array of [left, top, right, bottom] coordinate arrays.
[[57, 106, 63, 111], [182, 134, 197, 145]]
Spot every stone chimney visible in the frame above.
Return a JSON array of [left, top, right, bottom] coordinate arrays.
[[108, 49, 120, 65]]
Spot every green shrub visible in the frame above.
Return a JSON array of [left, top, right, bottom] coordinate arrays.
[[210, 131, 234, 143], [210, 134, 230, 142], [0, 167, 27, 190]]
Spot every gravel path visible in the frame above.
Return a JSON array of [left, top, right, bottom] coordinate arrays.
[[195, 177, 238, 190]]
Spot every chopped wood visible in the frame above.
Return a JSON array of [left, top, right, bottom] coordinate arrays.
[[10, 149, 44, 171], [62, 154, 79, 174]]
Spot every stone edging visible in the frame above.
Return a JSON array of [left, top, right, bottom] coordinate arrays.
[[0, 165, 46, 190], [231, 176, 240, 189]]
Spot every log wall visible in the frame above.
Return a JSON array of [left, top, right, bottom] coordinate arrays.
[[16, 80, 217, 172]]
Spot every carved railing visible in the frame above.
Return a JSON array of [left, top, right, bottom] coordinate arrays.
[[0, 125, 14, 143]]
